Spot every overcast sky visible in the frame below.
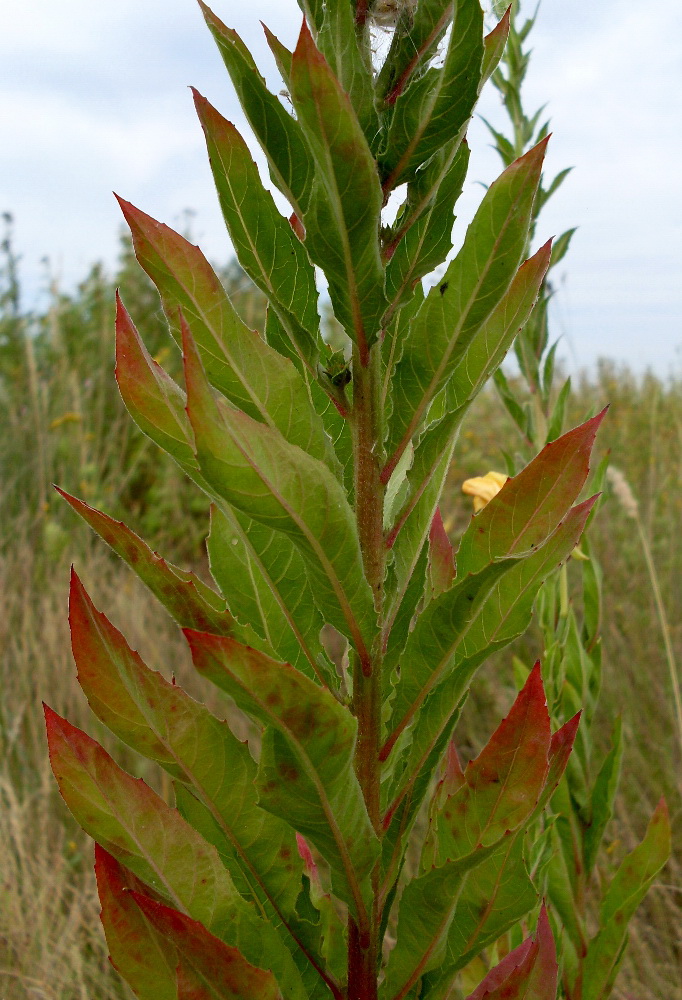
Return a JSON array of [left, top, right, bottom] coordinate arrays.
[[2, 0, 680, 373]]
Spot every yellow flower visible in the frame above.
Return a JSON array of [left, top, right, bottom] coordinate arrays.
[[461, 471, 508, 512]]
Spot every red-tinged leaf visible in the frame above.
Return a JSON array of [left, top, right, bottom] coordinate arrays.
[[115, 293, 196, 469], [44, 706, 238, 924], [466, 939, 534, 999], [43, 707, 307, 999], [295, 834, 347, 981], [480, 6, 511, 86], [130, 893, 281, 1000], [182, 318, 375, 663], [465, 905, 557, 1000], [57, 488, 237, 636], [534, 712, 581, 817], [444, 740, 466, 794], [184, 629, 379, 918], [296, 834, 321, 893], [70, 572, 311, 931], [428, 509, 456, 599], [457, 410, 607, 576], [95, 845, 177, 1000], [117, 200, 334, 469], [434, 663, 551, 862]]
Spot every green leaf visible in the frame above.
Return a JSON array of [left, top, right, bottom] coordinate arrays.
[[583, 718, 623, 875], [199, 3, 313, 216], [385, 444, 456, 664], [288, 22, 387, 356], [184, 630, 379, 920], [383, 242, 552, 652], [494, 367, 530, 438], [183, 324, 375, 662], [385, 500, 594, 823], [43, 706, 307, 1000], [380, 0, 484, 188], [582, 799, 671, 1000], [546, 818, 586, 956], [380, 701, 465, 884], [117, 200, 335, 469], [383, 139, 548, 479], [313, 0, 377, 143], [444, 240, 553, 412], [539, 167, 573, 211], [421, 835, 537, 998], [457, 410, 606, 576], [383, 542, 429, 682], [375, 0, 453, 102], [95, 846, 177, 1000], [385, 140, 470, 313], [550, 226, 577, 268], [439, 835, 537, 977], [57, 489, 237, 637], [546, 376, 572, 442], [192, 90, 320, 369], [310, 376, 354, 489], [208, 505, 335, 686], [130, 893, 282, 1000], [480, 7, 511, 87], [382, 557, 519, 761], [463, 906, 557, 1000], [380, 853, 491, 1000]]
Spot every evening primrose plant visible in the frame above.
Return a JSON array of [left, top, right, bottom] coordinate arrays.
[[43, 2, 660, 998]]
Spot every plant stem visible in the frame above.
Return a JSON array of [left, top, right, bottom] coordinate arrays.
[[636, 517, 682, 759], [348, 342, 385, 1000]]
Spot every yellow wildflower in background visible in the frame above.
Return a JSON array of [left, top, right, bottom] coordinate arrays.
[[49, 411, 81, 431], [461, 471, 508, 512]]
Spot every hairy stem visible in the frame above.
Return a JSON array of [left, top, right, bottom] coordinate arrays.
[[348, 342, 386, 999]]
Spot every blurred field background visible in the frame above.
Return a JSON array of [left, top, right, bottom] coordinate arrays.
[[0, 217, 680, 998]]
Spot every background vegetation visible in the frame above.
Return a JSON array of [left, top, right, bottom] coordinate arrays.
[[1, 196, 680, 997]]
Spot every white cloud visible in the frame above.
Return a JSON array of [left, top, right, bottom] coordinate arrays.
[[1, 0, 680, 370]]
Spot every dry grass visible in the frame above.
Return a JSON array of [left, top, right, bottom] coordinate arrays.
[[0, 364, 680, 998], [0, 530, 229, 999]]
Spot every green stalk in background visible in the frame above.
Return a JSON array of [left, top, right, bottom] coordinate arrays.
[[479, 4, 671, 998]]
